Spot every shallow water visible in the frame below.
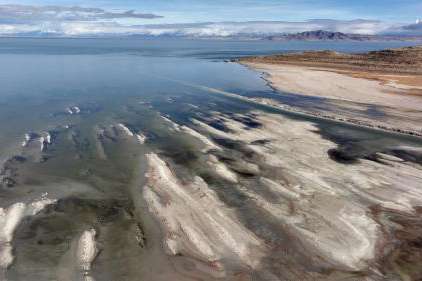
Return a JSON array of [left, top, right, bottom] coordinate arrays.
[[1, 38, 422, 280]]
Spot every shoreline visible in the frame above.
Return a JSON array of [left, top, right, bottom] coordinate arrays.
[[245, 93, 422, 138], [180, 67, 422, 139], [236, 52, 422, 138]]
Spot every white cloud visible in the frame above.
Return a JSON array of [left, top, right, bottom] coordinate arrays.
[[0, 23, 39, 34], [0, 4, 162, 24], [43, 20, 395, 37], [394, 21, 422, 35], [0, 4, 411, 37]]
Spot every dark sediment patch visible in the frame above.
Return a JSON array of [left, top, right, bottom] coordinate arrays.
[[212, 137, 256, 159], [160, 150, 199, 166], [250, 139, 271, 146], [372, 206, 422, 280], [312, 121, 422, 165], [362, 153, 394, 166], [226, 113, 263, 129], [327, 148, 360, 164], [327, 143, 422, 166], [232, 170, 256, 178], [387, 147, 422, 165], [0, 156, 27, 188], [213, 154, 259, 178], [212, 137, 239, 150], [205, 119, 232, 132], [199, 172, 250, 208]]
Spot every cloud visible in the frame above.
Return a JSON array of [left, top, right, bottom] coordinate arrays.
[[397, 21, 422, 35], [0, 6, 410, 38], [0, 4, 419, 38], [375, 19, 422, 36], [80, 20, 392, 37], [0, 4, 162, 24]]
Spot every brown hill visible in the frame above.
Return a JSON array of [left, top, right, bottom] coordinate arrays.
[[240, 46, 422, 74]]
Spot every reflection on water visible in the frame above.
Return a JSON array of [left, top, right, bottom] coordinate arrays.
[[1, 38, 422, 280]]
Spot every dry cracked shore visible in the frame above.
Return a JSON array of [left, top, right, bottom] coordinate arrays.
[[239, 46, 422, 136]]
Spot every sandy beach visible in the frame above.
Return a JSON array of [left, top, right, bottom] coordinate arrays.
[[244, 63, 422, 109], [240, 47, 422, 136]]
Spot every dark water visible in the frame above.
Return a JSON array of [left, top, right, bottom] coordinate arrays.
[[0, 37, 419, 57], [1, 37, 422, 280]]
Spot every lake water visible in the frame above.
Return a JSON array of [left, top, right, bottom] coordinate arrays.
[[1, 38, 422, 280]]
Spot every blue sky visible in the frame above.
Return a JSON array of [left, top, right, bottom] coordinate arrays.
[[0, 1, 420, 36], [2, 0, 421, 24]]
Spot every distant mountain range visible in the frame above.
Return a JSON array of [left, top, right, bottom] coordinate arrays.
[[265, 30, 374, 41], [262, 30, 422, 41], [4, 29, 422, 42]]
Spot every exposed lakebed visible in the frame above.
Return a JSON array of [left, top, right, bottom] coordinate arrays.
[[1, 38, 422, 281]]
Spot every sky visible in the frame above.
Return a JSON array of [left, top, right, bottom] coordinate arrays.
[[0, 0, 420, 36], [4, 0, 421, 23]]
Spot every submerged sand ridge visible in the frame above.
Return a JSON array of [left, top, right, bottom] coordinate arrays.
[[2, 98, 422, 280], [137, 110, 422, 280], [143, 153, 265, 276]]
